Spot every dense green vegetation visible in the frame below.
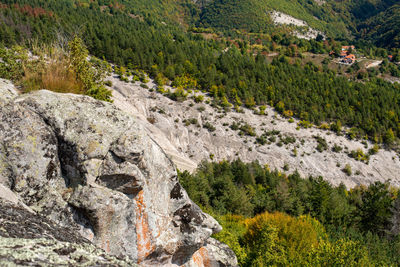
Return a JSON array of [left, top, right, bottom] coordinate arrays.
[[338, 0, 400, 48], [198, 0, 273, 33], [199, 0, 351, 38], [348, 0, 398, 20], [198, 0, 400, 47], [179, 160, 400, 265], [358, 4, 400, 48], [0, 0, 399, 146], [1, 0, 399, 265]]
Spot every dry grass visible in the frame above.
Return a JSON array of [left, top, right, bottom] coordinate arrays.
[[21, 43, 84, 95], [23, 62, 84, 94]]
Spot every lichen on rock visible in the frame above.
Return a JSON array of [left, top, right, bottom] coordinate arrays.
[[0, 80, 237, 266], [0, 199, 136, 266]]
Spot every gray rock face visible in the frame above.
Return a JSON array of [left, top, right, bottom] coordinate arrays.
[[187, 238, 239, 267], [0, 79, 17, 106], [0, 199, 135, 266], [0, 80, 236, 266]]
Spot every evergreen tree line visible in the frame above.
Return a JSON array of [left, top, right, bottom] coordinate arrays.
[[179, 159, 400, 265], [0, 0, 399, 145]]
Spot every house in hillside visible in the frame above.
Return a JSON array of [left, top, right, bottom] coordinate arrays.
[[342, 45, 355, 51], [341, 54, 356, 64], [339, 51, 348, 58], [339, 45, 355, 57]]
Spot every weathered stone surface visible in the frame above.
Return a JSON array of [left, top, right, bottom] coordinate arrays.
[[0, 79, 18, 106], [0, 199, 88, 243], [0, 237, 135, 267], [0, 84, 235, 266], [187, 238, 239, 267], [0, 199, 135, 266]]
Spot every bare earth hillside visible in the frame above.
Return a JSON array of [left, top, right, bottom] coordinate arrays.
[[110, 76, 400, 188]]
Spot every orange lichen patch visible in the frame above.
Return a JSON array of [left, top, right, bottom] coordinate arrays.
[[135, 190, 154, 263], [192, 250, 203, 266], [191, 247, 210, 267], [100, 239, 111, 253]]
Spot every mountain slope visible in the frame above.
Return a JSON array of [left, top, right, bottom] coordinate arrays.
[[109, 75, 400, 188], [348, 0, 399, 20], [198, 0, 273, 33], [358, 4, 400, 48], [198, 0, 351, 37]]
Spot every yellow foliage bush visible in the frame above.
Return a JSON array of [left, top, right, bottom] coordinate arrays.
[[306, 238, 371, 266], [213, 211, 373, 266], [244, 211, 320, 264], [172, 74, 197, 89], [283, 109, 293, 118]]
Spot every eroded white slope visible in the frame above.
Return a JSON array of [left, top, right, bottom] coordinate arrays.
[[110, 77, 400, 188]]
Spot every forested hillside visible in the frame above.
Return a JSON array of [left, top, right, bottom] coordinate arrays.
[[180, 160, 400, 266], [197, 0, 400, 47], [198, 0, 272, 33], [358, 4, 400, 48], [348, 0, 398, 20], [0, 0, 399, 146], [198, 0, 351, 38], [1, 0, 400, 266]]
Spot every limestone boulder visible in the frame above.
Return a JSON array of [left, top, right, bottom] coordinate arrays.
[[0, 82, 235, 266]]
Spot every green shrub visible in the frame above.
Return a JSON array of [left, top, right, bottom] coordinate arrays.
[[169, 87, 188, 102], [332, 144, 343, 152], [0, 45, 28, 80], [193, 94, 204, 103], [256, 136, 267, 145], [120, 76, 129, 82], [349, 149, 369, 163], [298, 120, 312, 129], [342, 164, 352, 176], [240, 123, 256, 136], [314, 136, 328, 152], [203, 122, 216, 132], [230, 122, 240, 131], [368, 144, 380, 155], [68, 36, 112, 101]]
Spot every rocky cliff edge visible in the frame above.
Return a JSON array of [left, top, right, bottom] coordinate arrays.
[[0, 79, 237, 266]]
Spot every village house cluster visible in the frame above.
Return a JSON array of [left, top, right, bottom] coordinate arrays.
[[339, 45, 356, 64]]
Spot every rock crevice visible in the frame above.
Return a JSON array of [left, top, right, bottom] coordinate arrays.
[[0, 79, 237, 266]]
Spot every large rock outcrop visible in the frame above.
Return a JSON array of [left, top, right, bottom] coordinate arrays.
[[0, 79, 237, 266], [0, 199, 135, 266]]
